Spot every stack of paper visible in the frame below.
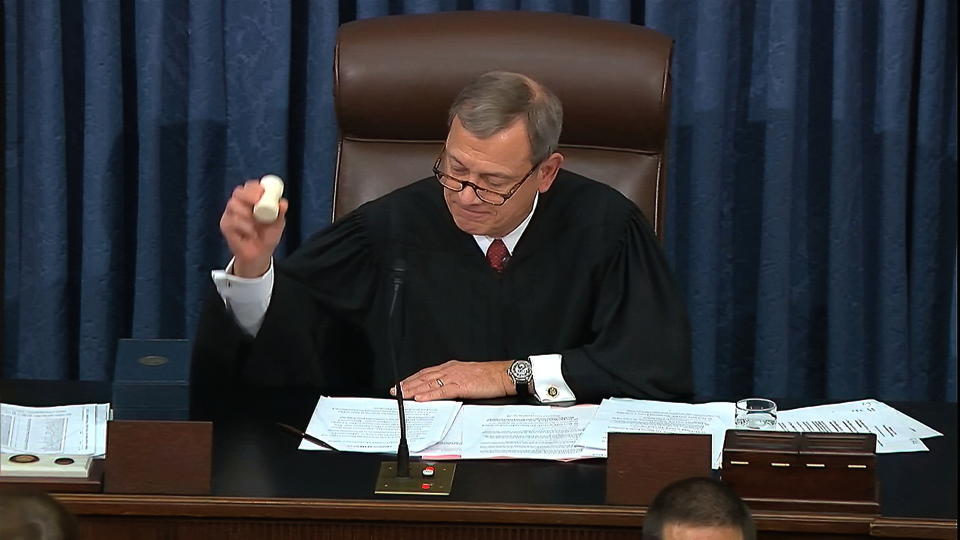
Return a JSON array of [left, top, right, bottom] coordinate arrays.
[[776, 399, 942, 453], [295, 396, 943, 466], [577, 399, 735, 469], [423, 404, 603, 460], [299, 397, 462, 453], [1, 403, 111, 458]]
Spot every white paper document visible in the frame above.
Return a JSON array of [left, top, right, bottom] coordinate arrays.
[[458, 404, 602, 460], [0, 403, 111, 458], [777, 399, 939, 453], [299, 396, 939, 462], [415, 411, 464, 459], [299, 397, 461, 453], [794, 399, 942, 438], [577, 399, 734, 469]]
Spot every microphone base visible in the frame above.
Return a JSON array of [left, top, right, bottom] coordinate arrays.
[[374, 461, 456, 496]]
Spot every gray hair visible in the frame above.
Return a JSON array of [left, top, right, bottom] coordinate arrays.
[[448, 71, 563, 164]]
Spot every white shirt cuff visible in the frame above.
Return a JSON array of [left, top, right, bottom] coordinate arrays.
[[529, 353, 576, 403], [210, 258, 274, 336]]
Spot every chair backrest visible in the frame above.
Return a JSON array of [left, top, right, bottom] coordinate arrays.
[[333, 11, 673, 237]]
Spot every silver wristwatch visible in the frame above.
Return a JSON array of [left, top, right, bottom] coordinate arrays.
[[508, 358, 533, 398]]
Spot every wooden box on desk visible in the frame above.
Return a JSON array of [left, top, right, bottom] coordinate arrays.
[[104, 420, 212, 495], [606, 433, 712, 506], [722, 430, 879, 514]]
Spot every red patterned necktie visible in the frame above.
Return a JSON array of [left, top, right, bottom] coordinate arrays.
[[486, 239, 510, 273]]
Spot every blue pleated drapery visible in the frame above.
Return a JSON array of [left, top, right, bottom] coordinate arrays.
[[3, 1, 957, 402]]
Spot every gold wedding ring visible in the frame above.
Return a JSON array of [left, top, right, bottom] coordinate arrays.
[[436, 378, 445, 387]]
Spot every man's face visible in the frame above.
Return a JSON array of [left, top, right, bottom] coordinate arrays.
[[662, 523, 743, 540], [440, 116, 560, 238]]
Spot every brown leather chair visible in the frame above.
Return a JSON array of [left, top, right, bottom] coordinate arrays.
[[333, 11, 673, 237]]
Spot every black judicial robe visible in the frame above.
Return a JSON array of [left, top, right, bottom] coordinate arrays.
[[193, 170, 692, 402]]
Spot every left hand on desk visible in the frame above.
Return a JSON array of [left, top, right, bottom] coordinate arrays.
[[392, 360, 515, 401]]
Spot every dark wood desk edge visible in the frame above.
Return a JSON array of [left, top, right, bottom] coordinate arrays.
[[54, 494, 957, 536], [58, 495, 642, 527], [870, 517, 959, 539]]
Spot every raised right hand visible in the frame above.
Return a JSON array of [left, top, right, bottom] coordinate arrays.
[[219, 180, 289, 278]]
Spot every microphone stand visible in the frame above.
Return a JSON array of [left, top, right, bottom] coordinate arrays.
[[390, 261, 410, 477], [374, 259, 456, 495]]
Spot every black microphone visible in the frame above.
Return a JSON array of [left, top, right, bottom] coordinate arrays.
[[373, 238, 454, 495], [387, 258, 410, 477]]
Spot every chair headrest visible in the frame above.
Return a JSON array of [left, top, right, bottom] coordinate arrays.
[[335, 11, 673, 151]]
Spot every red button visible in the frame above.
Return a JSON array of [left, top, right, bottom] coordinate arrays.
[[422, 466, 435, 477], [421, 483, 432, 490]]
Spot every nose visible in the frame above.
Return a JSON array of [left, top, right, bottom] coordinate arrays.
[[457, 184, 482, 205]]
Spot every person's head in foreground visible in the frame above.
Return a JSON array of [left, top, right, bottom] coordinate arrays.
[[0, 488, 78, 540], [642, 477, 755, 540]]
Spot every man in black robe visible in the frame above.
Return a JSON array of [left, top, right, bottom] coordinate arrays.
[[194, 71, 691, 404]]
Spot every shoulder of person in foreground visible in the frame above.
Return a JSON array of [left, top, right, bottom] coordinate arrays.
[[0, 488, 79, 540]]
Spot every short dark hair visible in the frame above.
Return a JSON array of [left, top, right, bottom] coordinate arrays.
[[448, 71, 563, 165], [0, 489, 78, 540], [642, 477, 755, 540]]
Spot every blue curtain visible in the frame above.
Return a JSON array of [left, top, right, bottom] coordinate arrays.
[[4, 1, 956, 402]]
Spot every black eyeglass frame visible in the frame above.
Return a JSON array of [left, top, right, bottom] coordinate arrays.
[[432, 148, 543, 206]]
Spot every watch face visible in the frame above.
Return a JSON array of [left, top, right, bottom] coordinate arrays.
[[510, 360, 532, 383]]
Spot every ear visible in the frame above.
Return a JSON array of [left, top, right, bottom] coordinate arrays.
[[536, 152, 564, 193]]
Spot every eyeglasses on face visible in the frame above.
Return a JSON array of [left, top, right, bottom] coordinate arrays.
[[432, 149, 541, 206]]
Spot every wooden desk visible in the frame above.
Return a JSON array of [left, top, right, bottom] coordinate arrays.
[[3, 380, 956, 540]]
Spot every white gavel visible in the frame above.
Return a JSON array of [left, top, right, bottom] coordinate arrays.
[[253, 174, 285, 223]]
